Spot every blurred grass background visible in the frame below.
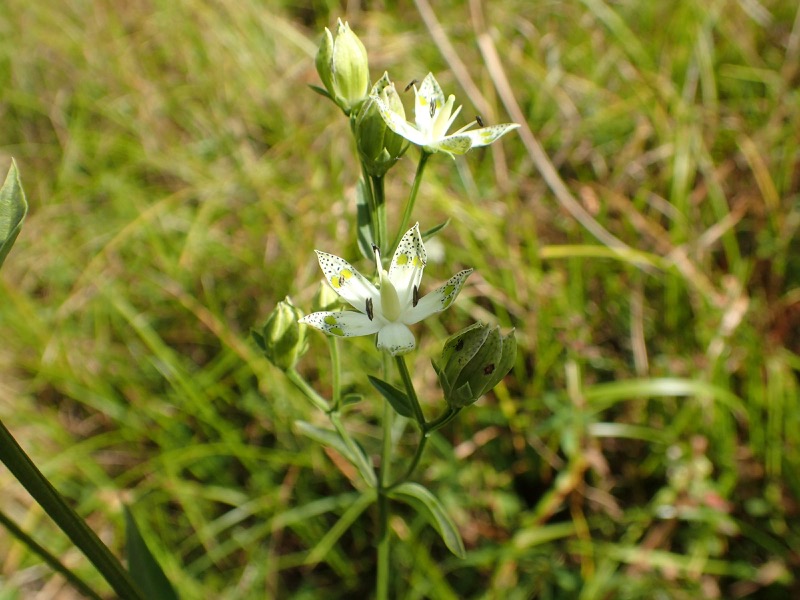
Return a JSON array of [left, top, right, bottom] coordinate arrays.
[[1, 0, 799, 598]]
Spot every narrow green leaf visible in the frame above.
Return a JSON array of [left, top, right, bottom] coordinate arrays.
[[124, 506, 179, 600], [389, 482, 466, 558], [294, 420, 356, 464], [421, 219, 450, 241], [0, 159, 28, 269], [304, 489, 376, 566], [295, 420, 377, 487], [368, 375, 413, 418], [308, 84, 333, 100], [341, 393, 363, 406]]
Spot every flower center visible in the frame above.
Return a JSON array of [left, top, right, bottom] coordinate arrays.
[[379, 269, 402, 321]]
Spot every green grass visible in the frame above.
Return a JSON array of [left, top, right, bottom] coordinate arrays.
[[1, 0, 799, 597]]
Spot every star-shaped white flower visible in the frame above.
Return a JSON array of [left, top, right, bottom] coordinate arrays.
[[373, 72, 519, 157], [300, 223, 473, 356]]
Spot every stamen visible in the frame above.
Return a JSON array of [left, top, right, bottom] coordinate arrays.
[[372, 244, 381, 268], [429, 99, 436, 118], [404, 79, 418, 92], [366, 297, 374, 321], [476, 114, 484, 127], [412, 284, 420, 307]]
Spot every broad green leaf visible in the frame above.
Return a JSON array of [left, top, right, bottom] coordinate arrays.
[[0, 159, 28, 269], [389, 482, 466, 558], [124, 506, 179, 600], [368, 375, 413, 418]]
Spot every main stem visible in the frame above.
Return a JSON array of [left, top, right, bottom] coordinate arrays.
[[0, 419, 145, 600], [390, 151, 430, 253], [371, 175, 388, 256], [376, 353, 393, 600]]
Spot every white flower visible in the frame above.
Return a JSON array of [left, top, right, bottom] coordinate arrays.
[[300, 223, 473, 356], [373, 72, 519, 157]]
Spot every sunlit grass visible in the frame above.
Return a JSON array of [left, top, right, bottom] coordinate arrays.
[[1, 0, 799, 597]]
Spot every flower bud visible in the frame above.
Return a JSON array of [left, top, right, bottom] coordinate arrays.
[[355, 73, 409, 177], [433, 322, 516, 409], [315, 19, 370, 115], [253, 297, 308, 371]]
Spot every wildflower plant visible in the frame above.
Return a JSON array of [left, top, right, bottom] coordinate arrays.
[[0, 20, 518, 600], [256, 20, 519, 598]]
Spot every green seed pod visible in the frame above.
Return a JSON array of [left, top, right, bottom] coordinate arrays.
[[435, 322, 516, 409], [355, 73, 409, 177], [253, 297, 308, 371], [315, 19, 370, 115]]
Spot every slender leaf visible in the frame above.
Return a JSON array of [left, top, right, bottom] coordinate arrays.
[[124, 506, 179, 600], [421, 219, 450, 241], [368, 375, 413, 418], [294, 420, 357, 464], [389, 482, 466, 558]]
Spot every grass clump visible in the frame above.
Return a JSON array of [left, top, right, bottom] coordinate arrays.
[[1, 0, 799, 598]]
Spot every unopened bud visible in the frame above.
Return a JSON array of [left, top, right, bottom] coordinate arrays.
[[355, 73, 409, 177], [253, 297, 308, 370], [315, 19, 370, 115], [433, 322, 516, 409]]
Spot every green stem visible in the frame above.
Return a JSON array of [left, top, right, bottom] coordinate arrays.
[[370, 175, 387, 255], [390, 150, 430, 253], [376, 390, 393, 599], [0, 508, 104, 600], [394, 355, 426, 428], [327, 337, 342, 411], [286, 368, 331, 413], [361, 166, 381, 257], [328, 412, 377, 487], [425, 406, 461, 435], [0, 419, 144, 600]]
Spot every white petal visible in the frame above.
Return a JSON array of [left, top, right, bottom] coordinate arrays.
[[388, 223, 426, 308], [376, 322, 416, 356], [374, 94, 428, 146], [403, 269, 473, 324], [314, 250, 379, 310], [441, 100, 463, 137], [414, 73, 444, 134], [300, 310, 382, 337], [459, 123, 520, 148]]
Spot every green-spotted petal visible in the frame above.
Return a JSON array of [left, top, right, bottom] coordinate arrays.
[[460, 123, 520, 148], [300, 310, 381, 337], [433, 135, 473, 156], [314, 250, 378, 309], [388, 223, 426, 307], [376, 322, 416, 355], [404, 269, 473, 324]]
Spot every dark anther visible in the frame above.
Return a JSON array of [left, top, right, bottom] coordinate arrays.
[[366, 297, 374, 321]]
